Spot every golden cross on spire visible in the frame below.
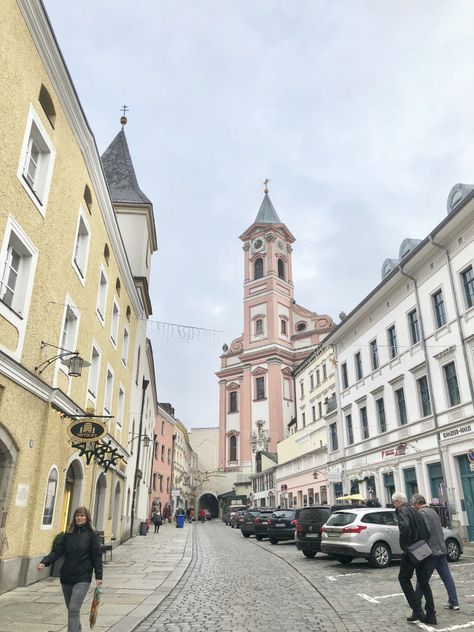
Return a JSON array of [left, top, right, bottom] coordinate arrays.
[[263, 178, 270, 194], [120, 105, 129, 128]]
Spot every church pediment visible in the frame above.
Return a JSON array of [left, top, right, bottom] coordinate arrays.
[[226, 382, 240, 390], [251, 366, 268, 376], [281, 367, 293, 377]]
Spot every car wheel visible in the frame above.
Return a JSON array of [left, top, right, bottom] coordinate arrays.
[[369, 542, 391, 568], [303, 550, 316, 558], [270, 538, 278, 545], [242, 533, 250, 538], [256, 535, 263, 541], [338, 556, 353, 565], [446, 538, 460, 562]]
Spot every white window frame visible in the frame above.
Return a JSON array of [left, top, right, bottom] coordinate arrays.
[[110, 298, 120, 347], [0, 216, 38, 360], [86, 342, 101, 403], [17, 104, 56, 214], [57, 297, 80, 376], [121, 326, 130, 366], [71, 206, 91, 284], [96, 265, 108, 325], [41, 466, 59, 529], [103, 365, 114, 415], [116, 385, 125, 438]]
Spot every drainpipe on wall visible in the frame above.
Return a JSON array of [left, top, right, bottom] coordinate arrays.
[[399, 265, 449, 505], [429, 236, 474, 403], [129, 377, 149, 539]]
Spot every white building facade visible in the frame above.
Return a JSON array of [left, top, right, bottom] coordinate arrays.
[[325, 184, 474, 541]]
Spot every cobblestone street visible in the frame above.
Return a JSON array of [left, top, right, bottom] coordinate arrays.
[[138, 521, 474, 632]]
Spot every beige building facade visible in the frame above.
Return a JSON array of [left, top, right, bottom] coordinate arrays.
[[0, 0, 156, 591]]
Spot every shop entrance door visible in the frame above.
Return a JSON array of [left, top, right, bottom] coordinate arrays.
[[458, 455, 474, 541]]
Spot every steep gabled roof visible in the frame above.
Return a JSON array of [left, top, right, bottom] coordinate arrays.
[[255, 193, 281, 224], [101, 129, 151, 205]]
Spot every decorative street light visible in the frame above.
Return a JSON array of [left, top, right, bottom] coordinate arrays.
[[35, 341, 90, 377]]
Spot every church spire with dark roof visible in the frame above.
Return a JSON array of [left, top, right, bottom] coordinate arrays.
[[254, 192, 281, 224], [101, 123, 151, 206]]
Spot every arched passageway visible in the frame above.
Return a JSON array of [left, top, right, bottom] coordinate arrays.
[[60, 459, 84, 532], [112, 480, 121, 539], [93, 473, 107, 531], [0, 426, 17, 556], [198, 493, 219, 518]]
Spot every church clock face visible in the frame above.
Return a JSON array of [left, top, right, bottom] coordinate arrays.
[[253, 238, 264, 252]]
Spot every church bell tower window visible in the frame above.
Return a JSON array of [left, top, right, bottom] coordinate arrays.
[[277, 258, 285, 280], [254, 258, 263, 280]]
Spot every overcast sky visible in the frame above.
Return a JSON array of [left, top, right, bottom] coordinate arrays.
[[43, 0, 474, 428]]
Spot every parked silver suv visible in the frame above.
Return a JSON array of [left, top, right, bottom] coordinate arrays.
[[321, 508, 463, 568]]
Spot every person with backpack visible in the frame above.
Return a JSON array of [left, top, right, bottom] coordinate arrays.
[[151, 508, 163, 533]]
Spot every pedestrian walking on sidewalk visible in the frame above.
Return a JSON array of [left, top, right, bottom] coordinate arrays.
[[392, 492, 437, 625], [412, 494, 460, 611], [163, 502, 170, 524], [152, 509, 163, 533], [37, 506, 103, 632]]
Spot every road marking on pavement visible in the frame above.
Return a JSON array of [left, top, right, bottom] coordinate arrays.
[[358, 592, 404, 604], [327, 573, 365, 581], [414, 621, 474, 631]]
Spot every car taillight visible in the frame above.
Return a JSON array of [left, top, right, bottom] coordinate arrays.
[[295, 522, 303, 533], [320, 526, 326, 532], [254, 517, 261, 524], [341, 525, 367, 534], [290, 519, 297, 526]]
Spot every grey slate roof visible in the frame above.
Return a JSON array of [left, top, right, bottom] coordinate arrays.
[[101, 130, 152, 205], [255, 193, 281, 224]]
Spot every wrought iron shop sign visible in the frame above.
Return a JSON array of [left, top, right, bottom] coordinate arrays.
[[68, 420, 107, 443]]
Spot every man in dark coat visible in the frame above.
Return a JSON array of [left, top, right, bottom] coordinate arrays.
[[392, 492, 437, 624]]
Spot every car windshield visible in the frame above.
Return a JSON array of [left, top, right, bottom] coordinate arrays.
[[299, 508, 330, 523], [271, 510, 294, 519], [325, 512, 356, 527]]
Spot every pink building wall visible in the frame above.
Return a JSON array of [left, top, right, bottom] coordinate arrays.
[[149, 406, 175, 517]]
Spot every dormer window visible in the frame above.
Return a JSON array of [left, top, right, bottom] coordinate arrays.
[[277, 258, 285, 280], [254, 258, 263, 280]]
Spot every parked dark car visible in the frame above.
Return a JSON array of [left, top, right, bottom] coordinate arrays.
[[240, 509, 274, 539], [268, 509, 300, 544], [295, 505, 331, 558], [230, 510, 246, 529], [295, 504, 368, 559]]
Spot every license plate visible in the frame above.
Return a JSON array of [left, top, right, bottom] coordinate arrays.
[[275, 523, 285, 527], [327, 532, 340, 538], [306, 533, 319, 539], [261, 521, 268, 525]]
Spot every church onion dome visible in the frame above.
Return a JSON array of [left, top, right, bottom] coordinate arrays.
[[399, 238, 422, 261], [381, 258, 400, 280], [447, 183, 474, 214], [254, 193, 282, 224], [101, 129, 152, 206]]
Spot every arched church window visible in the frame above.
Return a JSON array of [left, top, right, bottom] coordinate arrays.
[[254, 258, 263, 279], [229, 435, 237, 462], [281, 319, 287, 335], [255, 319, 263, 335], [277, 258, 285, 280]]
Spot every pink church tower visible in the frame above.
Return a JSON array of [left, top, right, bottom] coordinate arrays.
[[217, 186, 334, 477]]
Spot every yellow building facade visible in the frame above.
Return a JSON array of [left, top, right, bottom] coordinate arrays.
[[0, 0, 152, 592]]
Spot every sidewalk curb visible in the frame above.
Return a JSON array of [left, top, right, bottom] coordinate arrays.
[[106, 528, 193, 632]]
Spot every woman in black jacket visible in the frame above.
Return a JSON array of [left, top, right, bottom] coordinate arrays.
[[37, 506, 103, 632]]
